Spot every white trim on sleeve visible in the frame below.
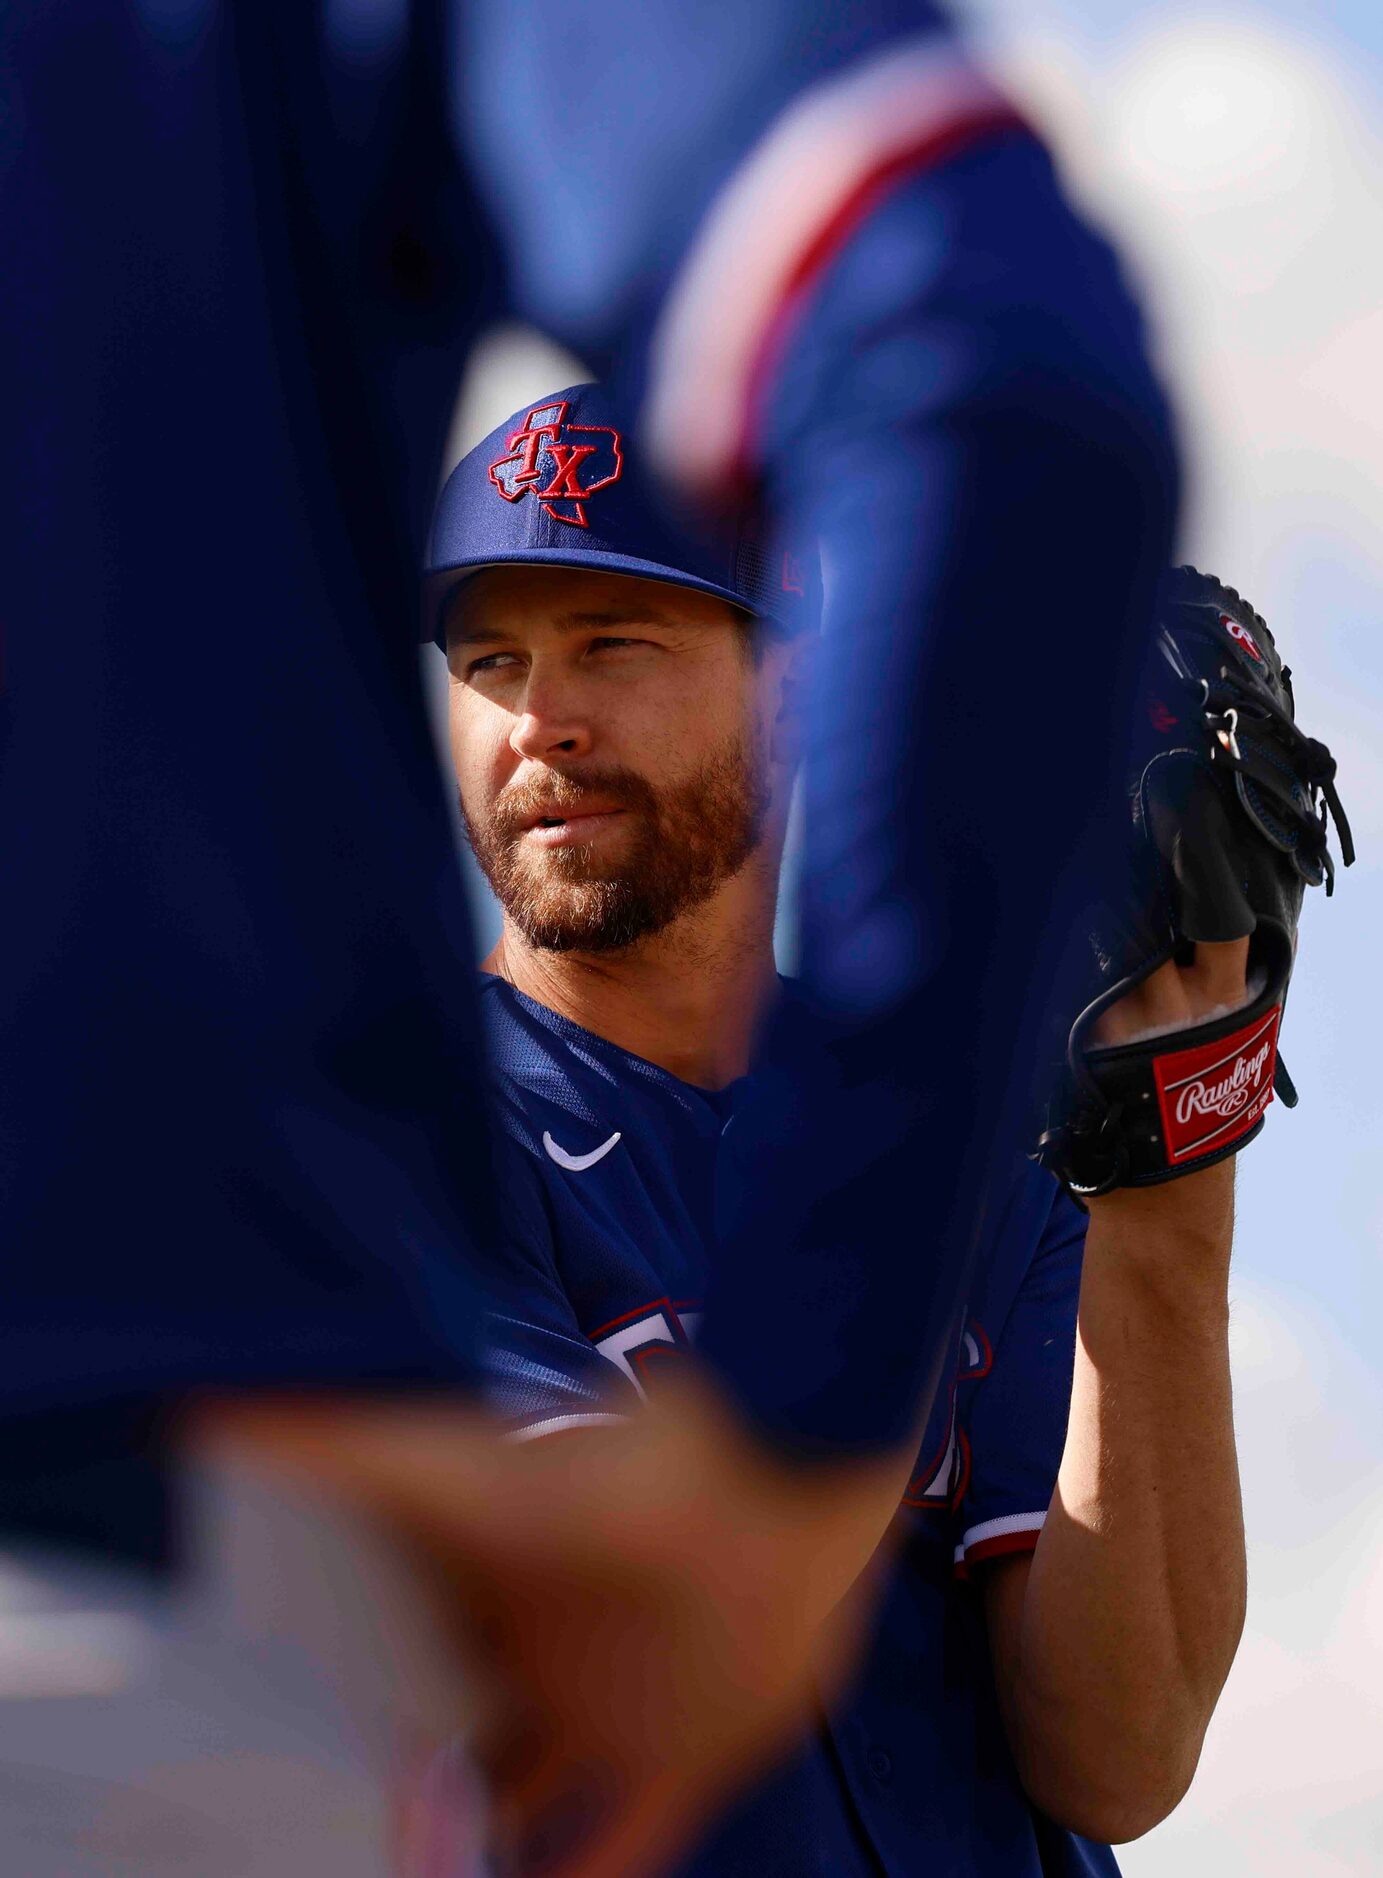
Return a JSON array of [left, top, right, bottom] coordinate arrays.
[[505, 1412, 627, 1444], [954, 1509, 1048, 1565], [645, 35, 1019, 498]]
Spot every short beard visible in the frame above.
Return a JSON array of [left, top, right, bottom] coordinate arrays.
[[463, 736, 771, 954]]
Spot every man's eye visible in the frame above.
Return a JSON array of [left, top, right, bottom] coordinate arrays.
[[588, 636, 646, 654], [466, 651, 521, 677]]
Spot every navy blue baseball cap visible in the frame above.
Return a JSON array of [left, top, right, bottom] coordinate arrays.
[[424, 383, 820, 648]]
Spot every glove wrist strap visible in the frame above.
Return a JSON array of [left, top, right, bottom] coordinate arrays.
[[1046, 989, 1284, 1195]]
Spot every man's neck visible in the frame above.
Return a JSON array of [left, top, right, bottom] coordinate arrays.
[[483, 878, 780, 1090]]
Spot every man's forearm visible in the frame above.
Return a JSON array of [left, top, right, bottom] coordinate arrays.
[[995, 1160, 1245, 1841]]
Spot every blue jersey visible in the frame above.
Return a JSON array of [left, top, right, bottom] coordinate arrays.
[[479, 976, 1117, 1876]]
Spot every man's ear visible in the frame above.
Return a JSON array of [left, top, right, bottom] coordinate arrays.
[[768, 633, 817, 770]]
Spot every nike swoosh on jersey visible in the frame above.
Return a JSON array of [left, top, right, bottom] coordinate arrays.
[[542, 1129, 622, 1172]]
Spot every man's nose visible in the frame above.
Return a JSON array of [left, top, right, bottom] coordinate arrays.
[[508, 677, 594, 764]]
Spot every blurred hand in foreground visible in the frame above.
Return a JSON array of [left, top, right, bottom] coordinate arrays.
[[194, 1376, 908, 1878]]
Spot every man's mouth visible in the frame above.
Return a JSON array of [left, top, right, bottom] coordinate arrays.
[[519, 802, 628, 847]]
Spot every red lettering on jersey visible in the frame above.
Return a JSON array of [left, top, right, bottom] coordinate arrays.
[[589, 1297, 699, 1400], [901, 1320, 991, 1508]]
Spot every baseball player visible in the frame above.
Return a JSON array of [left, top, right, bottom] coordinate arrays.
[[2, 4, 1180, 1873], [427, 386, 1351, 1875]]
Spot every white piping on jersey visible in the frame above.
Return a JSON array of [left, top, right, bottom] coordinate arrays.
[[645, 34, 1015, 498], [507, 1412, 628, 1444], [953, 1509, 1048, 1564], [542, 1129, 622, 1172]]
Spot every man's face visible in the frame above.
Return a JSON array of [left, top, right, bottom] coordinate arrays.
[[446, 565, 790, 952]]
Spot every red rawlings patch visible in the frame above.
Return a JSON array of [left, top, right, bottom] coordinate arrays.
[[1153, 1006, 1282, 1164]]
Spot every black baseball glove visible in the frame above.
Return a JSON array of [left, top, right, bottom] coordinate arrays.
[[1036, 567, 1353, 1196]]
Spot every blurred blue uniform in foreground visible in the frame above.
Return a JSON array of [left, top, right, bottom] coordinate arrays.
[[0, 0, 1176, 1554]]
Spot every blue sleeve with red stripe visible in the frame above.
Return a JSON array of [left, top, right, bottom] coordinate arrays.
[[696, 135, 1178, 1454], [956, 1185, 1086, 1569]]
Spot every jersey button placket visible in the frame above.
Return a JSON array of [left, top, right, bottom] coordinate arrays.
[[866, 1747, 892, 1782]]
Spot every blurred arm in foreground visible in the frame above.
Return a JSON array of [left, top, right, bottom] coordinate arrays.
[[204, 1381, 911, 1878]]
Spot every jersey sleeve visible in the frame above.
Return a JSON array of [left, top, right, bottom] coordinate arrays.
[[478, 1139, 640, 1440], [695, 127, 1176, 1458], [953, 1186, 1087, 1571]]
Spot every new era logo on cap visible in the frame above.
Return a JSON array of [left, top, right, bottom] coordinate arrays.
[[489, 400, 624, 530]]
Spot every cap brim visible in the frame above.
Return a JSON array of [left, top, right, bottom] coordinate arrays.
[[422, 548, 758, 649]]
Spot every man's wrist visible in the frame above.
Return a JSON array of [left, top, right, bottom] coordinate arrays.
[[1084, 1155, 1233, 1242], [1081, 1157, 1235, 1318]]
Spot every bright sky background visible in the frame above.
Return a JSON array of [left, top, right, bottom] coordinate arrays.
[[429, 8, 1382, 1868], [971, 9, 1383, 1871]]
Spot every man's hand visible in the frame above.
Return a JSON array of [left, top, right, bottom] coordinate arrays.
[[1089, 937, 1251, 1051], [1037, 572, 1351, 1197], [193, 1376, 908, 1878]]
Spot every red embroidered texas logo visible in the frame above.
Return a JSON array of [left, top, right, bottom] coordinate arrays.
[[488, 401, 624, 529]]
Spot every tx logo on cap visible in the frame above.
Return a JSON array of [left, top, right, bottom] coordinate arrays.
[[489, 401, 624, 529]]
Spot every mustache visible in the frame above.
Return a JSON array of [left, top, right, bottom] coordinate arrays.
[[486, 765, 659, 841]]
